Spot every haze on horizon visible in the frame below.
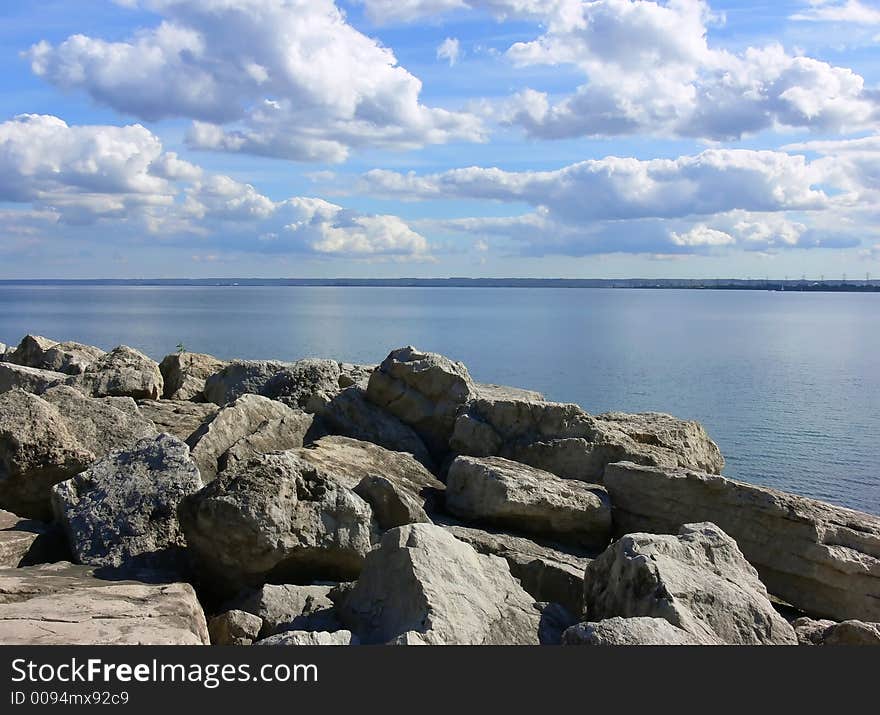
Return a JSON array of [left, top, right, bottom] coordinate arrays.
[[1, 0, 880, 280]]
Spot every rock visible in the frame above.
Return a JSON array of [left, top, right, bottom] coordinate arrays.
[[262, 359, 345, 411], [823, 620, 880, 646], [51, 434, 203, 573], [603, 461, 880, 622], [536, 602, 578, 645], [792, 617, 837, 645], [334, 523, 541, 645], [338, 363, 374, 389], [159, 352, 226, 401], [584, 522, 797, 645], [0, 390, 95, 519], [42, 342, 106, 375], [6, 335, 58, 368], [445, 456, 611, 550], [441, 521, 590, 617], [203, 360, 292, 406], [0, 342, 7, 358], [0, 562, 209, 645], [296, 436, 444, 528], [75, 346, 164, 400], [0, 362, 67, 395], [256, 630, 357, 645], [366, 346, 478, 460], [208, 610, 263, 645], [187, 394, 313, 481], [451, 398, 724, 482], [179, 451, 375, 598], [476, 383, 544, 402], [137, 400, 218, 441], [229, 584, 340, 638], [315, 387, 434, 468], [0, 509, 68, 567], [562, 617, 705, 645]]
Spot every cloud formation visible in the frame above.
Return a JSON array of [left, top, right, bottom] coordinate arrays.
[[27, 0, 484, 162]]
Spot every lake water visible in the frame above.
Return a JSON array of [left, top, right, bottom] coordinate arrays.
[[1, 285, 877, 514]]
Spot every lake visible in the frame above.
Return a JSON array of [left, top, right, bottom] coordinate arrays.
[[1, 285, 877, 514]]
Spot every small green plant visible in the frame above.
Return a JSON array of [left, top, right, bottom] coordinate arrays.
[[176, 342, 187, 355]]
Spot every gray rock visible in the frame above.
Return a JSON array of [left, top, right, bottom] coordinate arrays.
[[584, 522, 797, 645], [603, 461, 880, 622], [262, 359, 344, 411], [208, 609, 262, 645], [179, 451, 375, 598], [366, 346, 478, 460], [6, 335, 58, 368], [446, 456, 611, 550], [75, 345, 164, 400], [338, 363, 375, 389], [0, 342, 7, 358], [187, 394, 313, 481], [792, 617, 837, 645], [475, 383, 545, 402], [441, 521, 590, 617], [296, 436, 444, 528], [562, 617, 705, 645], [136, 400, 218, 441], [451, 398, 724, 482], [315, 387, 434, 468], [823, 620, 880, 646], [256, 630, 357, 646], [230, 584, 340, 638], [203, 360, 292, 406], [0, 562, 209, 645], [0, 509, 68, 568], [41, 342, 106, 375], [334, 523, 541, 645], [536, 602, 578, 645], [159, 352, 226, 401], [51, 434, 203, 573], [0, 362, 67, 395]]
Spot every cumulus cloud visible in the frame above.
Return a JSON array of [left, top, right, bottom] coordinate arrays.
[[437, 37, 461, 66], [26, 0, 484, 162], [0, 114, 433, 261], [791, 0, 880, 23]]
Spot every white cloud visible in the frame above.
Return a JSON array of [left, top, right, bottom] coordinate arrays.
[[791, 1, 880, 24], [357, 0, 579, 24], [437, 37, 461, 66], [670, 225, 735, 247], [27, 0, 484, 162]]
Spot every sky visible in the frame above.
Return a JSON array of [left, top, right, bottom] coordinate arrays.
[[1, 0, 880, 279]]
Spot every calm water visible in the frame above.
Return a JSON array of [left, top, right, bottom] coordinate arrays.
[[1, 285, 877, 514]]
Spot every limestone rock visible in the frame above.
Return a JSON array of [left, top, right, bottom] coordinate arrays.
[[137, 400, 218, 441], [823, 620, 880, 646], [256, 630, 357, 646], [0, 562, 209, 645], [296, 436, 444, 528], [451, 398, 724, 482], [179, 451, 375, 598], [0, 363, 67, 395], [208, 609, 263, 645], [315, 387, 434, 468], [446, 456, 611, 550], [604, 461, 880, 622], [475, 383, 544, 402], [338, 363, 375, 389], [562, 617, 705, 645], [0, 509, 68, 567], [584, 522, 797, 645], [42, 342, 106, 375], [334, 523, 541, 645], [6, 335, 58, 368], [441, 521, 590, 617], [187, 394, 313, 481], [792, 617, 837, 645], [203, 360, 292, 406], [366, 346, 478, 460], [51, 434, 203, 573], [262, 359, 344, 411], [159, 352, 226, 401], [75, 346, 164, 401], [230, 584, 340, 638]]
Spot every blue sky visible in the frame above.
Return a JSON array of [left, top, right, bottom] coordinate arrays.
[[1, 0, 880, 278]]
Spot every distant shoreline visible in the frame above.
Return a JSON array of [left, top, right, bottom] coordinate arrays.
[[0, 278, 878, 292]]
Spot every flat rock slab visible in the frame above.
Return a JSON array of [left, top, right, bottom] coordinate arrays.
[[0, 509, 67, 568], [604, 461, 880, 622], [0, 562, 209, 645], [0, 363, 67, 395], [563, 617, 705, 646]]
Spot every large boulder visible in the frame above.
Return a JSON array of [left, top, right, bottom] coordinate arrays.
[[366, 347, 478, 460], [0, 562, 209, 645], [159, 352, 226, 401], [261, 359, 346, 411], [314, 387, 434, 468], [0, 362, 67, 395], [441, 522, 590, 617], [136, 400, 218, 441], [7, 335, 105, 376], [0, 509, 67, 568], [51, 434, 203, 574], [334, 523, 541, 645], [584, 522, 797, 645], [187, 394, 313, 481], [604, 461, 880, 622], [562, 617, 705, 646], [6, 335, 57, 368], [179, 451, 376, 598], [296, 436, 443, 529], [208, 609, 262, 645], [229, 584, 340, 638], [203, 360, 291, 406], [451, 398, 724, 482], [75, 345, 164, 400], [256, 630, 357, 646], [445, 456, 611, 550]]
